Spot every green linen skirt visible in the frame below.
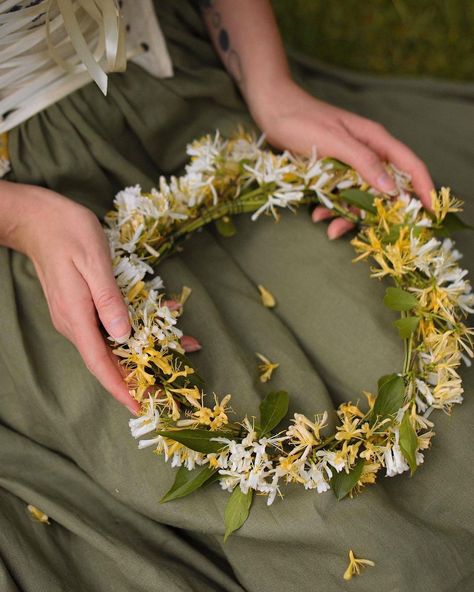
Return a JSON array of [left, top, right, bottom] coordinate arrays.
[[1, 2, 473, 591]]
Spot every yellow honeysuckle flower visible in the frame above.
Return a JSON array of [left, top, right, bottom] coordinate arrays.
[[278, 455, 306, 484], [374, 197, 404, 233], [144, 349, 174, 373], [256, 352, 279, 383], [286, 412, 328, 455], [431, 187, 463, 223], [27, 505, 50, 525], [335, 416, 363, 441], [338, 402, 365, 419], [169, 386, 202, 408], [258, 284, 276, 308], [162, 391, 181, 421], [127, 280, 146, 302], [362, 390, 376, 411], [343, 549, 375, 580], [179, 286, 192, 305]]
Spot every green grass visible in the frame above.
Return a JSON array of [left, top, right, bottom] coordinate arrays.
[[272, 0, 474, 80]]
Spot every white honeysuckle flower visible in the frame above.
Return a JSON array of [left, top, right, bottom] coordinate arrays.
[[170, 450, 207, 470], [121, 223, 145, 254], [113, 255, 153, 292], [145, 276, 164, 291], [228, 133, 265, 161], [423, 406, 435, 419], [400, 196, 422, 221], [415, 379, 435, 406], [309, 171, 335, 209], [138, 435, 164, 449], [315, 449, 345, 474], [243, 152, 295, 186], [426, 371, 439, 386], [250, 187, 305, 221], [384, 429, 410, 477], [129, 396, 160, 439], [114, 185, 166, 222], [409, 232, 442, 274], [336, 179, 354, 190], [263, 472, 281, 506], [441, 238, 462, 261], [415, 217, 433, 228], [415, 451, 425, 466], [219, 474, 241, 493]]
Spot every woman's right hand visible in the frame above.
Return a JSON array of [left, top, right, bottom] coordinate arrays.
[[0, 181, 140, 415]]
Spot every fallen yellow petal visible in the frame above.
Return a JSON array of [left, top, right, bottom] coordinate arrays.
[[256, 352, 279, 383], [27, 504, 50, 525], [343, 549, 375, 580], [258, 284, 276, 308]]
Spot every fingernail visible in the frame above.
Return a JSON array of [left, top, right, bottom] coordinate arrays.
[[181, 335, 202, 353], [109, 317, 131, 343], [327, 228, 342, 240], [377, 172, 397, 194]]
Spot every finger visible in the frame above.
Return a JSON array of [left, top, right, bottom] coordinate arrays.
[[75, 240, 131, 343], [77, 324, 140, 415], [327, 218, 356, 240], [331, 131, 397, 195], [350, 119, 435, 209], [61, 271, 139, 414], [312, 206, 334, 223], [181, 335, 202, 353], [164, 299, 182, 312]]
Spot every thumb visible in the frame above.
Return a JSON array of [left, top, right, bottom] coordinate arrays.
[[82, 261, 131, 342], [333, 136, 397, 195]]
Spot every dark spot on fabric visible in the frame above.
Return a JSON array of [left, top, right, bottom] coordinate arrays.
[[141, 42, 149, 52]]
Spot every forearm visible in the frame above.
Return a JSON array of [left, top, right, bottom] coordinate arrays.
[[198, 0, 293, 122]]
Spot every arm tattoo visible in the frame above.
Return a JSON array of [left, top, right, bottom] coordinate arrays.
[[198, 0, 245, 86]]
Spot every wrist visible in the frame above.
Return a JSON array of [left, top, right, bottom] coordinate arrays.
[[245, 77, 304, 135], [0, 182, 57, 254]]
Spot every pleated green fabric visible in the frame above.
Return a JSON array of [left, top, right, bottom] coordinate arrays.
[[1, 2, 473, 591]]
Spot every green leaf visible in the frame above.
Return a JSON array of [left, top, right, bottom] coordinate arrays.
[[331, 458, 365, 501], [370, 373, 406, 424], [434, 212, 474, 237], [215, 216, 237, 237], [160, 465, 217, 503], [258, 390, 289, 437], [339, 189, 376, 214], [170, 351, 205, 388], [155, 429, 232, 454], [393, 316, 420, 339], [383, 287, 418, 311], [399, 411, 418, 475], [381, 224, 422, 244], [323, 157, 348, 171], [224, 487, 253, 542]]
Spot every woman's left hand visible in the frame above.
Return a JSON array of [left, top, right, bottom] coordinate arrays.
[[249, 79, 435, 239]]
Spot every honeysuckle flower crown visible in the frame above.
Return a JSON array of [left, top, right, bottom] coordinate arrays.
[[104, 129, 473, 540]]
